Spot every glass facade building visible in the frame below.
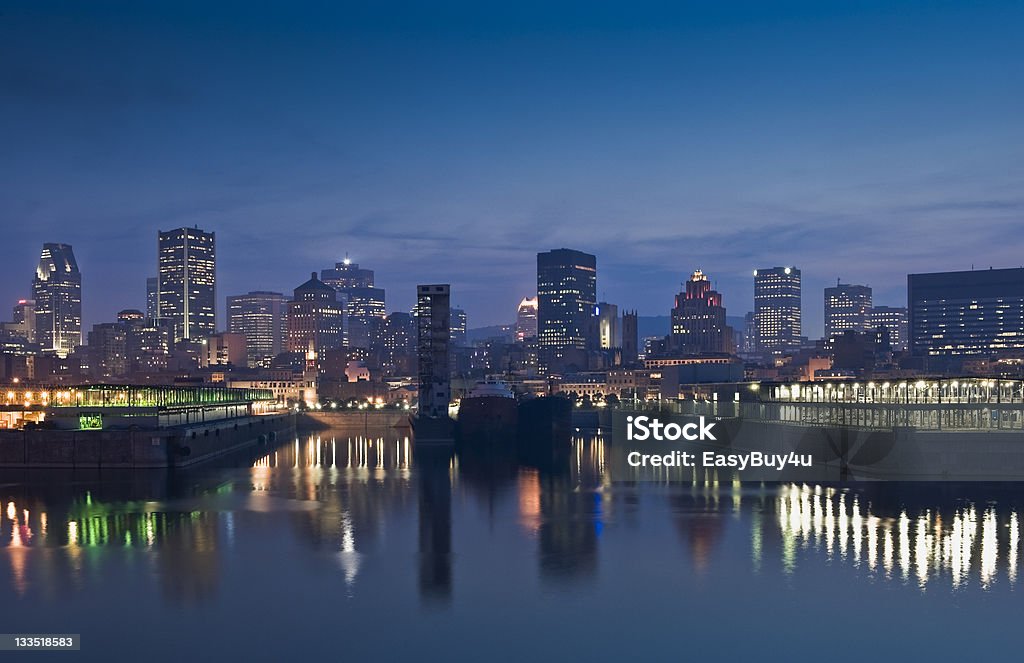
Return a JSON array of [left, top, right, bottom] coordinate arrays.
[[227, 291, 287, 367], [908, 268, 1024, 357], [157, 226, 216, 342], [321, 259, 386, 350], [824, 282, 872, 339], [32, 243, 82, 357], [537, 248, 597, 357], [754, 266, 801, 355]]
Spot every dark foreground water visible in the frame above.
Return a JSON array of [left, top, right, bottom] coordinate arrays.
[[0, 429, 1022, 662]]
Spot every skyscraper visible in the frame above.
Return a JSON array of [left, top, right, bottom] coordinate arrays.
[[417, 284, 451, 419], [227, 291, 287, 367], [621, 310, 638, 364], [32, 243, 82, 357], [515, 296, 538, 342], [868, 306, 908, 352], [537, 248, 597, 361], [754, 266, 801, 355], [321, 258, 386, 350], [450, 308, 467, 346], [157, 226, 216, 342], [597, 302, 620, 349], [824, 282, 872, 339], [146, 277, 158, 321], [286, 273, 345, 371], [6, 299, 36, 344], [670, 269, 728, 354], [908, 268, 1024, 357]]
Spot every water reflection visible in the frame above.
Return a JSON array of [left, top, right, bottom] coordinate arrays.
[[0, 430, 1022, 617]]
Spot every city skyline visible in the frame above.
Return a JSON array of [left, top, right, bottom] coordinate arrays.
[[2, 1, 1023, 336]]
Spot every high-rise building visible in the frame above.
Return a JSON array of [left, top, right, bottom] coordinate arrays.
[[537, 249, 597, 360], [227, 291, 287, 367], [741, 312, 757, 355], [754, 266, 801, 355], [32, 243, 82, 357], [868, 306, 908, 352], [597, 302, 620, 349], [201, 333, 248, 368], [671, 269, 728, 354], [286, 273, 345, 371], [157, 226, 216, 342], [824, 282, 872, 339], [87, 322, 128, 378], [621, 310, 638, 364], [376, 312, 416, 376], [515, 296, 538, 342], [5, 299, 36, 344], [417, 284, 451, 419], [321, 258, 386, 350], [450, 308, 467, 346], [146, 277, 158, 322], [908, 268, 1024, 357]]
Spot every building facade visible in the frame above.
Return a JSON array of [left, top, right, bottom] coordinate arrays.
[[32, 243, 82, 357], [417, 284, 451, 418], [908, 268, 1024, 357], [597, 302, 620, 350], [671, 269, 728, 355], [286, 273, 345, 371], [321, 259, 386, 350], [157, 226, 216, 342], [537, 248, 597, 364], [754, 266, 801, 355], [516, 296, 538, 342], [227, 291, 287, 367], [868, 306, 908, 352], [824, 282, 872, 339]]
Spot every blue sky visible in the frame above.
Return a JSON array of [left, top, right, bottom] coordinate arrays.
[[1, 1, 1022, 337]]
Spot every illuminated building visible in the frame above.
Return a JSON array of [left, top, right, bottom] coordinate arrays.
[[909, 268, 1024, 357], [824, 282, 872, 339], [671, 269, 729, 354], [516, 296, 538, 342], [286, 273, 344, 372], [227, 291, 287, 367], [868, 306, 908, 352], [201, 333, 248, 368], [32, 243, 82, 357], [537, 249, 597, 364], [596, 302, 620, 350], [321, 259, 386, 350], [146, 277, 158, 321], [375, 312, 416, 376], [5, 299, 36, 344], [87, 322, 128, 378], [157, 226, 216, 342], [450, 308, 467, 346], [754, 266, 801, 355]]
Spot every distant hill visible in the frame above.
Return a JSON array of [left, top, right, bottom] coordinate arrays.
[[467, 324, 514, 343], [638, 316, 669, 340]]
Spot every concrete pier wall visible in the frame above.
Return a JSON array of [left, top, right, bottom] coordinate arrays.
[[0, 413, 295, 469]]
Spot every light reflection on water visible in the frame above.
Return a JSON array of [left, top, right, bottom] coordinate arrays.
[[0, 429, 1023, 657]]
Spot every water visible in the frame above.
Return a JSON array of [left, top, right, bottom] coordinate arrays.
[[0, 430, 1021, 661]]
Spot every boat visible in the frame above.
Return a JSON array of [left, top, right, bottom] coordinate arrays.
[[456, 379, 519, 447]]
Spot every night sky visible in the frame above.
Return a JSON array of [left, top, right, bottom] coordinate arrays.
[[1, 1, 1022, 338]]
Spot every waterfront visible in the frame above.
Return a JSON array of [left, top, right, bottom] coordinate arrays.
[[0, 430, 1022, 661]]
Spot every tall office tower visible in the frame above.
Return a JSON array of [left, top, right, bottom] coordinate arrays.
[[7, 299, 36, 343], [537, 248, 597, 360], [909, 268, 1024, 357], [227, 291, 288, 367], [286, 273, 345, 370], [515, 296, 538, 342], [417, 284, 451, 419], [157, 226, 216, 342], [742, 312, 757, 354], [87, 322, 128, 378], [670, 269, 728, 354], [32, 243, 82, 357], [321, 258, 386, 350], [754, 266, 802, 355], [146, 277, 158, 321], [824, 281, 872, 339], [868, 306, 908, 352], [450, 308, 467, 346], [621, 310, 638, 364], [377, 312, 416, 376], [597, 302, 620, 349]]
